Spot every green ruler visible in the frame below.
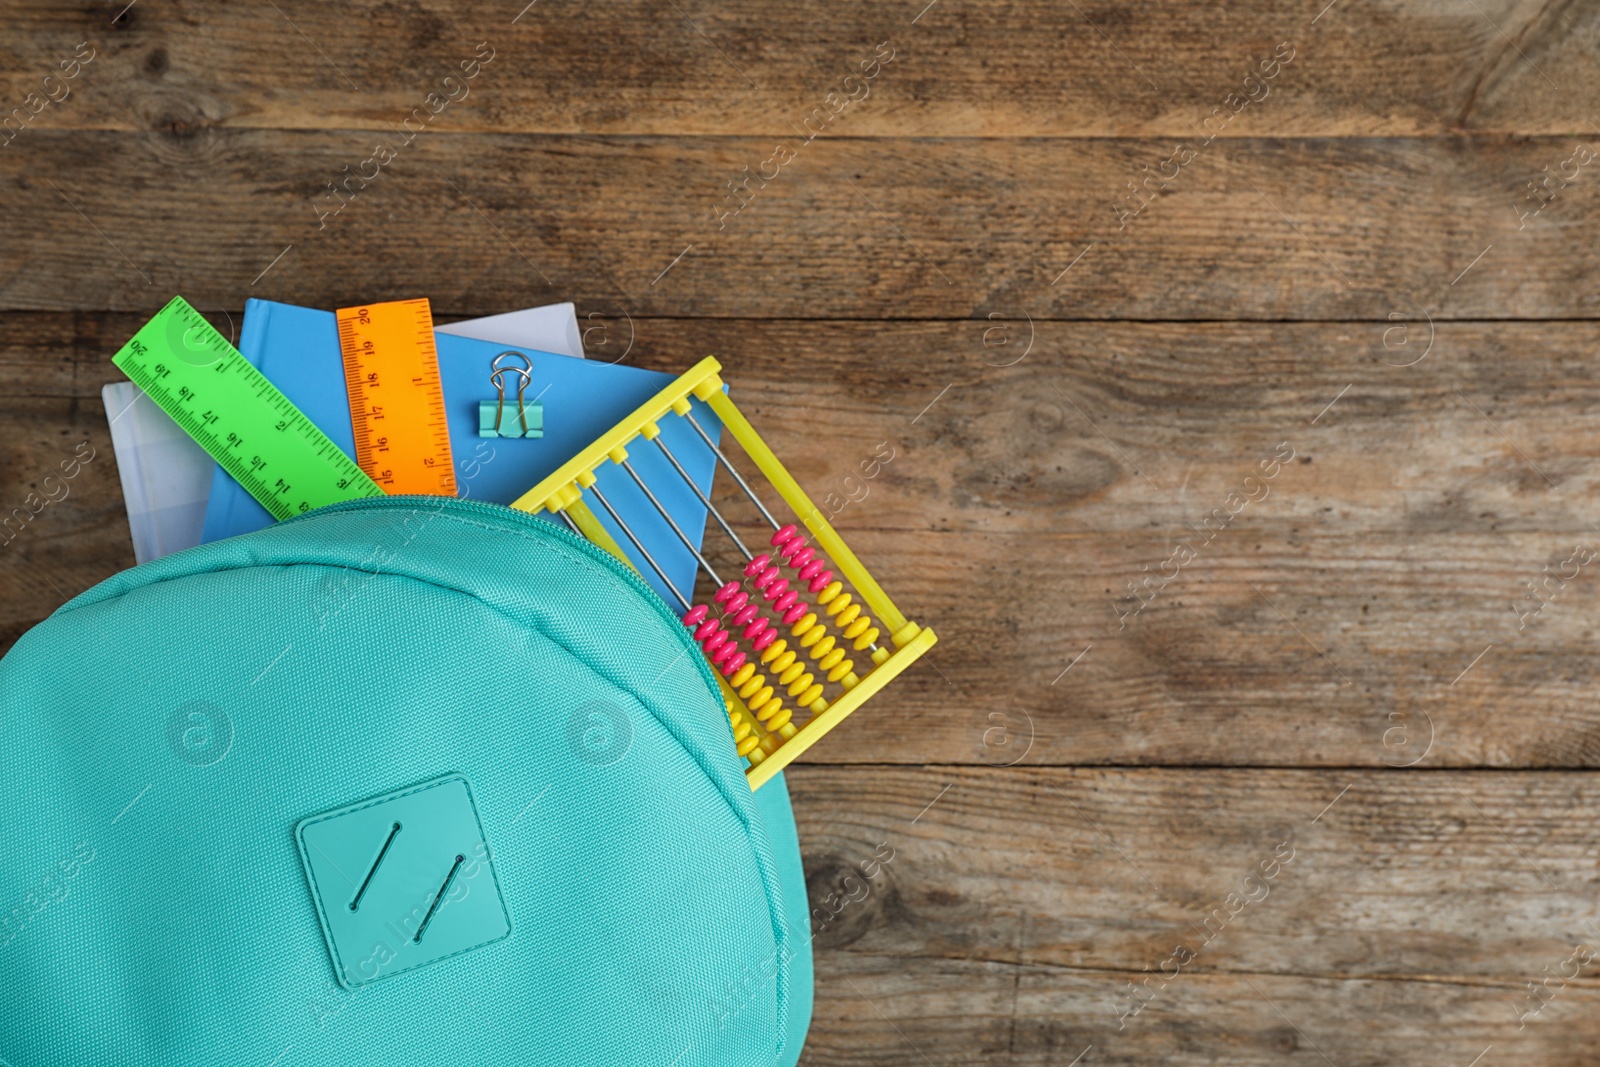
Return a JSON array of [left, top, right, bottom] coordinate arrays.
[[112, 295, 384, 521]]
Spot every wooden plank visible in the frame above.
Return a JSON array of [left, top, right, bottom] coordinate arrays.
[[1, 0, 1595, 137], [3, 131, 1594, 320], [9, 314, 1600, 766], [0, 395, 129, 651], [790, 765, 1600, 1064]]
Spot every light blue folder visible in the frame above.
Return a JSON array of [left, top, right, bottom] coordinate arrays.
[[200, 299, 721, 610]]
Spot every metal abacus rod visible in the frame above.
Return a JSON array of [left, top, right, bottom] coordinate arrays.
[[585, 482, 689, 611], [619, 458, 726, 588], [684, 411, 781, 530], [652, 436, 753, 560]]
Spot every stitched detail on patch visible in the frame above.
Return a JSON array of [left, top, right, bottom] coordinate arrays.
[[296, 774, 511, 989]]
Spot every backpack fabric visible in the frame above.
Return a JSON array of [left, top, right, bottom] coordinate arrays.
[[0, 495, 813, 1066]]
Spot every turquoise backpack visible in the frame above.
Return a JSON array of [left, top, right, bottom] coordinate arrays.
[[0, 495, 813, 1066]]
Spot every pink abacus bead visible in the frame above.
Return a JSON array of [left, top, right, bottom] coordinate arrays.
[[782, 602, 810, 625], [751, 627, 778, 651], [745, 555, 771, 577], [709, 640, 738, 667], [772, 525, 800, 548], [763, 577, 791, 602], [772, 588, 800, 614], [751, 566, 780, 591], [714, 581, 742, 604], [797, 558, 828, 584], [723, 590, 750, 614], [722, 651, 748, 675], [703, 627, 731, 653], [684, 604, 709, 627], [777, 534, 807, 562], [806, 570, 834, 593], [732, 603, 760, 628], [693, 617, 720, 642]]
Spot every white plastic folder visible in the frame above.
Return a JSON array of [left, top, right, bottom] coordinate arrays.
[[435, 302, 586, 355], [105, 302, 586, 565], [103, 381, 216, 564]]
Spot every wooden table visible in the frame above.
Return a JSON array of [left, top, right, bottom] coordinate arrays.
[[4, 2, 1598, 1062]]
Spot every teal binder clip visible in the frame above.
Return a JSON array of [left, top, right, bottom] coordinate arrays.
[[480, 351, 544, 439]]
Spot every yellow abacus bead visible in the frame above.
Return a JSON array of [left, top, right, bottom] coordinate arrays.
[[730, 663, 756, 689], [738, 675, 764, 700], [827, 658, 854, 683], [765, 706, 793, 731], [853, 627, 880, 650], [778, 662, 806, 686], [798, 684, 825, 707], [785, 671, 814, 697], [732, 684, 764, 716], [835, 603, 861, 627], [761, 639, 789, 665], [750, 684, 775, 708], [756, 695, 784, 721], [811, 635, 837, 660], [818, 646, 844, 671], [816, 581, 843, 605], [844, 617, 871, 641], [799, 623, 826, 649], [770, 649, 797, 674], [727, 705, 761, 758]]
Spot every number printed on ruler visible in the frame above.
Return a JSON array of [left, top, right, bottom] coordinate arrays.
[[111, 295, 383, 521], [337, 298, 456, 496]]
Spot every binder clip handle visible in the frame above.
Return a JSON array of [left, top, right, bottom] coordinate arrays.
[[486, 351, 534, 438]]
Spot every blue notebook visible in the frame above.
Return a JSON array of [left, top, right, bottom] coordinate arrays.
[[200, 298, 722, 610]]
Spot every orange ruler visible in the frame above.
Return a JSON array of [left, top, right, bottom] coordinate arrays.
[[336, 298, 456, 496]]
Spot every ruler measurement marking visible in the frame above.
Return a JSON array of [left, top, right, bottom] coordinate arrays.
[[112, 296, 381, 520], [336, 298, 455, 496]]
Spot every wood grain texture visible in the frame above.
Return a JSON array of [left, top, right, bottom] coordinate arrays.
[[10, 313, 1600, 767], [1, 0, 1597, 137], [2, 132, 1598, 319], [792, 765, 1600, 1065]]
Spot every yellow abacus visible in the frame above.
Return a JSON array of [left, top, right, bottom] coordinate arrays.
[[509, 356, 937, 790]]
